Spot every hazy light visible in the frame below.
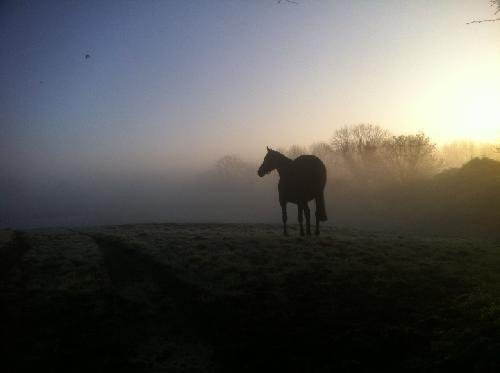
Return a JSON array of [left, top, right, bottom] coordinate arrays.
[[448, 75, 500, 142], [419, 61, 500, 144]]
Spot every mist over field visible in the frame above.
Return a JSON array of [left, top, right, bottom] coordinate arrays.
[[2, 128, 500, 239]]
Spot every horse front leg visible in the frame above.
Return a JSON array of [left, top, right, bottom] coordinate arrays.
[[304, 203, 311, 236], [281, 203, 288, 236], [298, 204, 304, 236], [314, 198, 319, 236]]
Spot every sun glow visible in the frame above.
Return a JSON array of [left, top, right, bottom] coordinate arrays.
[[449, 79, 500, 142], [428, 64, 500, 143]]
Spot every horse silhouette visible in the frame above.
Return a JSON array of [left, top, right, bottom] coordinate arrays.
[[258, 147, 327, 236]]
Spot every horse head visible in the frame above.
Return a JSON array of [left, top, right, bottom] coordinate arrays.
[[257, 146, 277, 177]]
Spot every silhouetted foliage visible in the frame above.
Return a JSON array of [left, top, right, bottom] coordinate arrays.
[[382, 132, 442, 183], [418, 157, 500, 235], [330, 124, 389, 156], [328, 125, 443, 185], [330, 124, 390, 182]]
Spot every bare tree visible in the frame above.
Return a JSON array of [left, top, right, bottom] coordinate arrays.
[[309, 141, 340, 175], [330, 124, 391, 181], [285, 144, 308, 159], [214, 155, 254, 182], [383, 133, 441, 182], [309, 142, 333, 160], [331, 124, 389, 155]]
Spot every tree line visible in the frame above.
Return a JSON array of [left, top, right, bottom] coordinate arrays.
[[212, 124, 500, 186]]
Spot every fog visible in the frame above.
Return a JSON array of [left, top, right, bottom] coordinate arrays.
[[2, 125, 499, 239], [1, 156, 276, 229]]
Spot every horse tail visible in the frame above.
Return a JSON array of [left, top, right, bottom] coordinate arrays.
[[315, 192, 327, 221]]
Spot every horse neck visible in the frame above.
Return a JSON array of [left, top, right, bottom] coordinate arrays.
[[274, 154, 292, 177]]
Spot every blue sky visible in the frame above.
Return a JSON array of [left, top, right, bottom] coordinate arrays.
[[1, 0, 499, 181]]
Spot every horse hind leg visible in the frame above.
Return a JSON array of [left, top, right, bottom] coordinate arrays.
[[304, 203, 311, 236], [315, 213, 320, 236], [315, 193, 327, 236], [281, 203, 288, 236], [298, 204, 304, 236]]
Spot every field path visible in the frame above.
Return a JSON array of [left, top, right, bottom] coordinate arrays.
[[83, 232, 198, 305], [0, 230, 31, 280], [78, 231, 215, 372]]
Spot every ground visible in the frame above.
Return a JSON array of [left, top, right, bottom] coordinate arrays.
[[1, 224, 500, 372]]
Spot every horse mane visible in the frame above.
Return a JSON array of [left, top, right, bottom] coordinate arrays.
[[270, 149, 292, 165]]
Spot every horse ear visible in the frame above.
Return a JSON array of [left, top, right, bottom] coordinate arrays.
[[267, 146, 270, 152]]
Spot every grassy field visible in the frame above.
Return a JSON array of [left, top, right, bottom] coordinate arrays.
[[1, 224, 500, 372]]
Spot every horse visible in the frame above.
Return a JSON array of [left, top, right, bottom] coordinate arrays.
[[258, 147, 328, 236]]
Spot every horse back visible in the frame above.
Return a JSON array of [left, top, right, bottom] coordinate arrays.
[[279, 155, 327, 203]]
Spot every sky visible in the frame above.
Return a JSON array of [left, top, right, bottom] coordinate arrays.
[[1, 0, 499, 182]]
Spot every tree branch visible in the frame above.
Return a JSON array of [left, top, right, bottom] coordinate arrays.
[[467, 0, 500, 24], [466, 18, 500, 24]]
